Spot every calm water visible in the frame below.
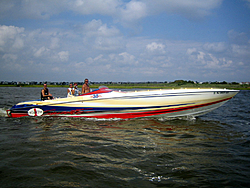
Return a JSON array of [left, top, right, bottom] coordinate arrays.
[[0, 87, 249, 188]]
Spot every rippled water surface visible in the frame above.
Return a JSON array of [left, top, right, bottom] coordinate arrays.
[[0, 87, 249, 187]]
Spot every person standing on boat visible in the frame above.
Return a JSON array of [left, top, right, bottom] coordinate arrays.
[[67, 83, 75, 97], [74, 82, 80, 96], [41, 83, 53, 100], [81, 78, 90, 94]]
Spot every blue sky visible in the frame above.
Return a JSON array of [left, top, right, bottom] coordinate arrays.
[[0, 0, 250, 82]]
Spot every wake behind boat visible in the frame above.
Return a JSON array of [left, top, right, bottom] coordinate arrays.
[[6, 87, 239, 119]]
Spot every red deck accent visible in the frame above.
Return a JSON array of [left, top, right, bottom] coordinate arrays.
[[80, 88, 112, 96]]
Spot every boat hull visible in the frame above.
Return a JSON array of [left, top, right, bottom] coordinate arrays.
[[7, 88, 239, 119]]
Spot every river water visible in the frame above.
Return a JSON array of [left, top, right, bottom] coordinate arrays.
[[0, 87, 249, 187]]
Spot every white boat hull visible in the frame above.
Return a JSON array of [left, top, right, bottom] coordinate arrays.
[[7, 88, 239, 119]]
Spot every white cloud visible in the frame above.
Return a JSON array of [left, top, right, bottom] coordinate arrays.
[[0, 0, 62, 19], [120, 1, 147, 21], [58, 51, 69, 62], [203, 42, 227, 53], [186, 48, 198, 55], [70, 0, 119, 16], [81, 19, 123, 51], [12, 37, 24, 49], [82, 19, 121, 38], [186, 46, 238, 70], [146, 42, 166, 54], [0, 0, 223, 28], [144, 0, 223, 20], [34, 46, 49, 58], [228, 30, 249, 45], [221, 59, 232, 68], [204, 54, 220, 68], [50, 37, 60, 49], [1, 1, 249, 82], [0, 0, 120, 20], [2, 53, 17, 62], [119, 52, 135, 64], [239, 62, 244, 66], [197, 51, 206, 62], [117, 1, 147, 27], [231, 44, 250, 57], [0, 25, 24, 48], [0, 22, 249, 82]]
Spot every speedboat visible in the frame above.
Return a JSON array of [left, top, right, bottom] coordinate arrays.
[[6, 87, 239, 119]]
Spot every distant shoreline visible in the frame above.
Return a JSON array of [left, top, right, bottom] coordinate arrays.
[[1, 83, 249, 90]]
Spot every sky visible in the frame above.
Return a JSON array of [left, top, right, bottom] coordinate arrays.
[[0, 0, 250, 83]]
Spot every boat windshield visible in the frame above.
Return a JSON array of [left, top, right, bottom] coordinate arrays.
[[98, 86, 109, 89]]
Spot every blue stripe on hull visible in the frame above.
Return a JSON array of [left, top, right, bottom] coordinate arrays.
[[10, 102, 194, 114]]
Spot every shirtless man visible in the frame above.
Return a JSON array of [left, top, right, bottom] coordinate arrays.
[[81, 78, 90, 94]]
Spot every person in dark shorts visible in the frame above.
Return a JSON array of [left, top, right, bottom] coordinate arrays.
[[41, 83, 53, 100]]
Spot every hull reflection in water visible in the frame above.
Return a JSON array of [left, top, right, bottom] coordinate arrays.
[[7, 87, 239, 119]]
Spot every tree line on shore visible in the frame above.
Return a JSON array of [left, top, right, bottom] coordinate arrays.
[[1, 80, 249, 89]]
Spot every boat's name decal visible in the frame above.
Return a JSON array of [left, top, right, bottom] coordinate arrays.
[[91, 94, 102, 98], [28, 108, 44, 116], [214, 91, 229, 94], [44, 109, 86, 115]]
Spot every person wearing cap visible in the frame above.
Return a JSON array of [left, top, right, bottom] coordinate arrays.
[[74, 82, 80, 96]]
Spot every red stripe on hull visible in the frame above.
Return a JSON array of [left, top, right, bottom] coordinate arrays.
[[8, 113, 29, 118]]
